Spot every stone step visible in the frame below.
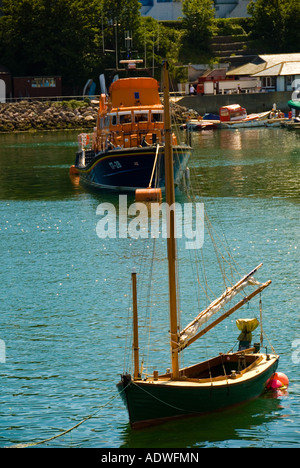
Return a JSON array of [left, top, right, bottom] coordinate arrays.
[[215, 48, 257, 58], [211, 35, 248, 44], [211, 42, 248, 52]]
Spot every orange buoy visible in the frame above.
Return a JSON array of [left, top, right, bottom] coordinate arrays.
[[274, 372, 289, 387], [135, 187, 162, 202], [266, 371, 289, 390], [69, 165, 79, 175]]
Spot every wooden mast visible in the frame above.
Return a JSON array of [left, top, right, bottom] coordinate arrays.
[[132, 268, 140, 380], [163, 61, 179, 379]]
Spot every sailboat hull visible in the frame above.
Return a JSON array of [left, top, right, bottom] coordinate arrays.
[[117, 353, 279, 428]]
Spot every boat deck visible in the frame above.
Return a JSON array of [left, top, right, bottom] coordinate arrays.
[[139, 353, 279, 388]]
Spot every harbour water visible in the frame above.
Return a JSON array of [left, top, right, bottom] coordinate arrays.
[[0, 128, 299, 448]]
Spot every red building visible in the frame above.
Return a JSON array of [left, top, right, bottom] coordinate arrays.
[[197, 68, 234, 95]]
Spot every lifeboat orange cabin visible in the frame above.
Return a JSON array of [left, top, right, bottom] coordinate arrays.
[[94, 77, 177, 152]]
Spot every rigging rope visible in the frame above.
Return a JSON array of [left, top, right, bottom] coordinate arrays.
[[148, 143, 160, 188]]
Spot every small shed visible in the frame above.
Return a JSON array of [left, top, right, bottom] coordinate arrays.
[[13, 76, 62, 98]]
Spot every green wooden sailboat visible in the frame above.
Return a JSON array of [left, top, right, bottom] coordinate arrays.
[[117, 61, 279, 429]]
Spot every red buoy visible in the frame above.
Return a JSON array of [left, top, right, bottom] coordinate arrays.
[[266, 372, 289, 390]]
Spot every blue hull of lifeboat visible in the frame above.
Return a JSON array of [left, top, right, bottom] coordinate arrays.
[[74, 145, 191, 192]]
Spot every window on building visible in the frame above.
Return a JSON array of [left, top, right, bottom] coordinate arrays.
[[285, 75, 295, 91], [262, 76, 276, 90], [31, 77, 56, 88]]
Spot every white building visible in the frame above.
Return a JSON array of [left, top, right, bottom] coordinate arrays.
[[140, 0, 183, 21], [140, 0, 251, 21], [214, 0, 251, 18], [227, 54, 300, 92]]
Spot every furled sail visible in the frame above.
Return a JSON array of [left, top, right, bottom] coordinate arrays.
[[179, 264, 264, 348]]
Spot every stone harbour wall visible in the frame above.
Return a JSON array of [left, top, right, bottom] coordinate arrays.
[[0, 100, 99, 132], [0, 100, 193, 132], [0, 92, 293, 133]]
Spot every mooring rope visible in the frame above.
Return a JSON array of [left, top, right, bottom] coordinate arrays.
[[6, 384, 129, 449]]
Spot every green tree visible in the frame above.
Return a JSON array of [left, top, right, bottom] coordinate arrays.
[[0, 0, 213, 92], [136, 17, 184, 80], [0, 0, 143, 92], [181, 0, 215, 47], [248, 0, 300, 52], [0, 0, 103, 92]]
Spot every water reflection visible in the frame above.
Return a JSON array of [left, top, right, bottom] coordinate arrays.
[[119, 394, 287, 448], [189, 128, 300, 200], [0, 128, 299, 201], [0, 131, 78, 201]]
